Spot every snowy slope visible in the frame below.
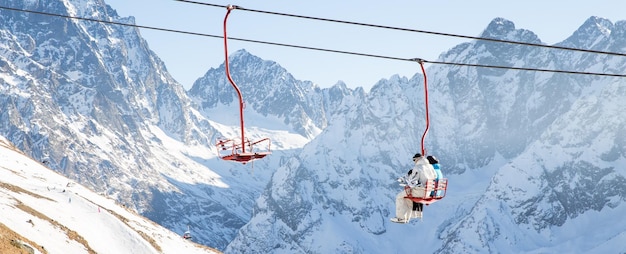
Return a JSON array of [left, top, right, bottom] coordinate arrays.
[[0, 135, 220, 254]]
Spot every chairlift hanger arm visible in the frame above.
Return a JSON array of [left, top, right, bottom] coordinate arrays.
[[223, 5, 247, 153], [216, 5, 272, 164], [410, 59, 430, 156]]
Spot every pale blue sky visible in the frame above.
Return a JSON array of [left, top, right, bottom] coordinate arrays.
[[105, 0, 626, 90]]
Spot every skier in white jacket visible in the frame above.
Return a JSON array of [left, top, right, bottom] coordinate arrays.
[[391, 153, 437, 223]]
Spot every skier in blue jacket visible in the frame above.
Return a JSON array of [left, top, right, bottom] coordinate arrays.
[[427, 155, 443, 197]]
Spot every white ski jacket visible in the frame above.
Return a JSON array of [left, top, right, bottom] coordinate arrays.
[[405, 157, 436, 188]]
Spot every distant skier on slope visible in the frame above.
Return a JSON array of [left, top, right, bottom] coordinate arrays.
[[390, 153, 436, 223], [182, 225, 192, 240]]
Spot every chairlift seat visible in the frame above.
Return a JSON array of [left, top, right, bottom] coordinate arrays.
[[216, 137, 271, 164], [404, 178, 448, 205]]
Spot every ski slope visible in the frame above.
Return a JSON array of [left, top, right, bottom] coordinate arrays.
[[0, 136, 219, 254]]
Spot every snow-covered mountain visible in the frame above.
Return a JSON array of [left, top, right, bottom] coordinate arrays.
[[0, 0, 315, 250], [2, 0, 626, 253], [432, 17, 626, 253], [226, 17, 626, 253], [0, 135, 218, 254], [188, 49, 357, 139]]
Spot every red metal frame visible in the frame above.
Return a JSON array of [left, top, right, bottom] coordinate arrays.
[[215, 137, 271, 164], [418, 60, 429, 156], [404, 178, 448, 205], [401, 60, 448, 205], [218, 5, 271, 164]]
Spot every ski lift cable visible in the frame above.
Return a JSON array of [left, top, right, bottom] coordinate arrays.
[[0, 5, 220, 38], [1, 5, 626, 78], [174, 0, 626, 58]]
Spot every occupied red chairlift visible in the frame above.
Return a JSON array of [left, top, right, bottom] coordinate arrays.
[[215, 5, 271, 164], [404, 179, 449, 205], [404, 59, 448, 205]]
